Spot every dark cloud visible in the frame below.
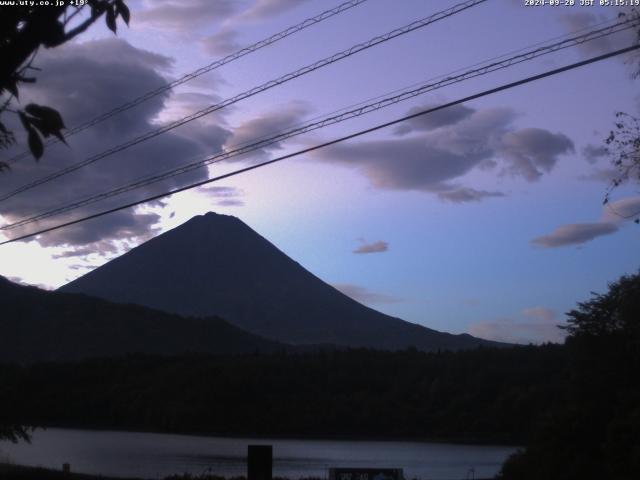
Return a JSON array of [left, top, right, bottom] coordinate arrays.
[[319, 137, 487, 191], [223, 103, 310, 161], [314, 106, 573, 200], [531, 222, 618, 248], [499, 128, 575, 181], [582, 144, 608, 164], [332, 283, 403, 305], [1, 39, 230, 253], [437, 187, 505, 203], [136, 0, 239, 30], [353, 240, 388, 254], [393, 104, 475, 135]]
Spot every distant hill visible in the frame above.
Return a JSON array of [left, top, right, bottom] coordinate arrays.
[[60, 212, 503, 351], [0, 275, 283, 363]]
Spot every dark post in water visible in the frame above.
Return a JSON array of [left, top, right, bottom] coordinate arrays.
[[248, 445, 272, 480]]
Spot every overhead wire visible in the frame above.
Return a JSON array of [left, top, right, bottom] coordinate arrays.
[[0, 0, 489, 203], [2, 17, 637, 231], [5, 0, 371, 165], [1, 43, 638, 246]]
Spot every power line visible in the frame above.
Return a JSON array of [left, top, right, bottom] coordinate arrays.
[[3, 17, 636, 231], [5, 0, 371, 165], [2, 43, 637, 247], [0, 0, 488, 203]]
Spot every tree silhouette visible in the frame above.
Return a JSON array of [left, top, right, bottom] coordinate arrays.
[[0, 0, 128, 443], [500, 271, 640, 480], [603, 8, 640, 221], [0, 0, 130, 172]]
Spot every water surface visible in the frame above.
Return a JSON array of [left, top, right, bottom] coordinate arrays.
[[0, 428, 517, 480]]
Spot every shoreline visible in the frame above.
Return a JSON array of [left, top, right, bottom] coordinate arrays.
[[14, 424, 521, 447], [0, 462, 140, 480], [0, 462, 497, 480]]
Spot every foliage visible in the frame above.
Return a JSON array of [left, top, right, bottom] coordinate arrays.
[[0, 0, 129, 442], [602, 8, 640, 221], [500, 271, 640, 480], [605, 112, 640, 222], [0, 0, 130, 170], [564, 271, 640, 337]]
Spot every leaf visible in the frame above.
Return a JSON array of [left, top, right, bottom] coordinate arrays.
[[18, 111, 31, 131], [27, 128, 44, 160], [0, 121, 7, 134], [52, 130, 67, 145], [116, 0, 130, 25], [25, 104, 66, 130], [106, 6, 117, 33], [30, 117, 52, 138], [0, 161, 10, 173]]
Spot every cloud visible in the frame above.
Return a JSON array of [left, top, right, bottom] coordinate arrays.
[[353, 240, 389, 254], [160, 91, 226, 123], [531, 222, 619, 248], [1, 39, 230, 253], [437, 187, 505, 203], [136, 0, 239, 30], [333, 283, 403, 305], [531, 196, 640, 248], [522, 307, 556, 323], [582, 144, 608, 164], [201, 28, 242, 56], [559, 11, 637, 57], [393, 104, 475, 135], [313, 105, 573, 200], [6, 276, 52, 290], [469, 317, 566, 344], [602, 196, 640, 222], [201, 185, 246, 207], [499, 128, 575, 181], [579, 167, 619, 183], [223, 102, 310, 161], [470, 307, 564, 344], [239, 0, 311, 21]]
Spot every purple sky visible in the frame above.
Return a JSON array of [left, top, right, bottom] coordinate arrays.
[[1, 0, 639, 344]]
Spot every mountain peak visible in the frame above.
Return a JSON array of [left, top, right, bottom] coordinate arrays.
[[60, 215, 503, 351]]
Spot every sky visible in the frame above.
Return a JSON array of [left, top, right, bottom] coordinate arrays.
[[1, 0, 639, 345]]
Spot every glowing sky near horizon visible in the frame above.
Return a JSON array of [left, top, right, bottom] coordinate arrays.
[[0, 0, 639, 344]]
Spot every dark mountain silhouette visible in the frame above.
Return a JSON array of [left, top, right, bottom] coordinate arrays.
[[0, 275, 283, 363], [60, 212, 502, 351]]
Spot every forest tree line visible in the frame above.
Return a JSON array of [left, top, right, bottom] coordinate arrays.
[[0, 344, 566, 445]]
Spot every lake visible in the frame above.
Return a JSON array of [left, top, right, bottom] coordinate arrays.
[[0, 428, 518, 480]]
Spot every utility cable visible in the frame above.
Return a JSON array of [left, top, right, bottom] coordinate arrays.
[[0, 0, 488, 202], [5, 0, 371, 164], [2, 18, 636, 231], [1, 43, 637, 246]]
